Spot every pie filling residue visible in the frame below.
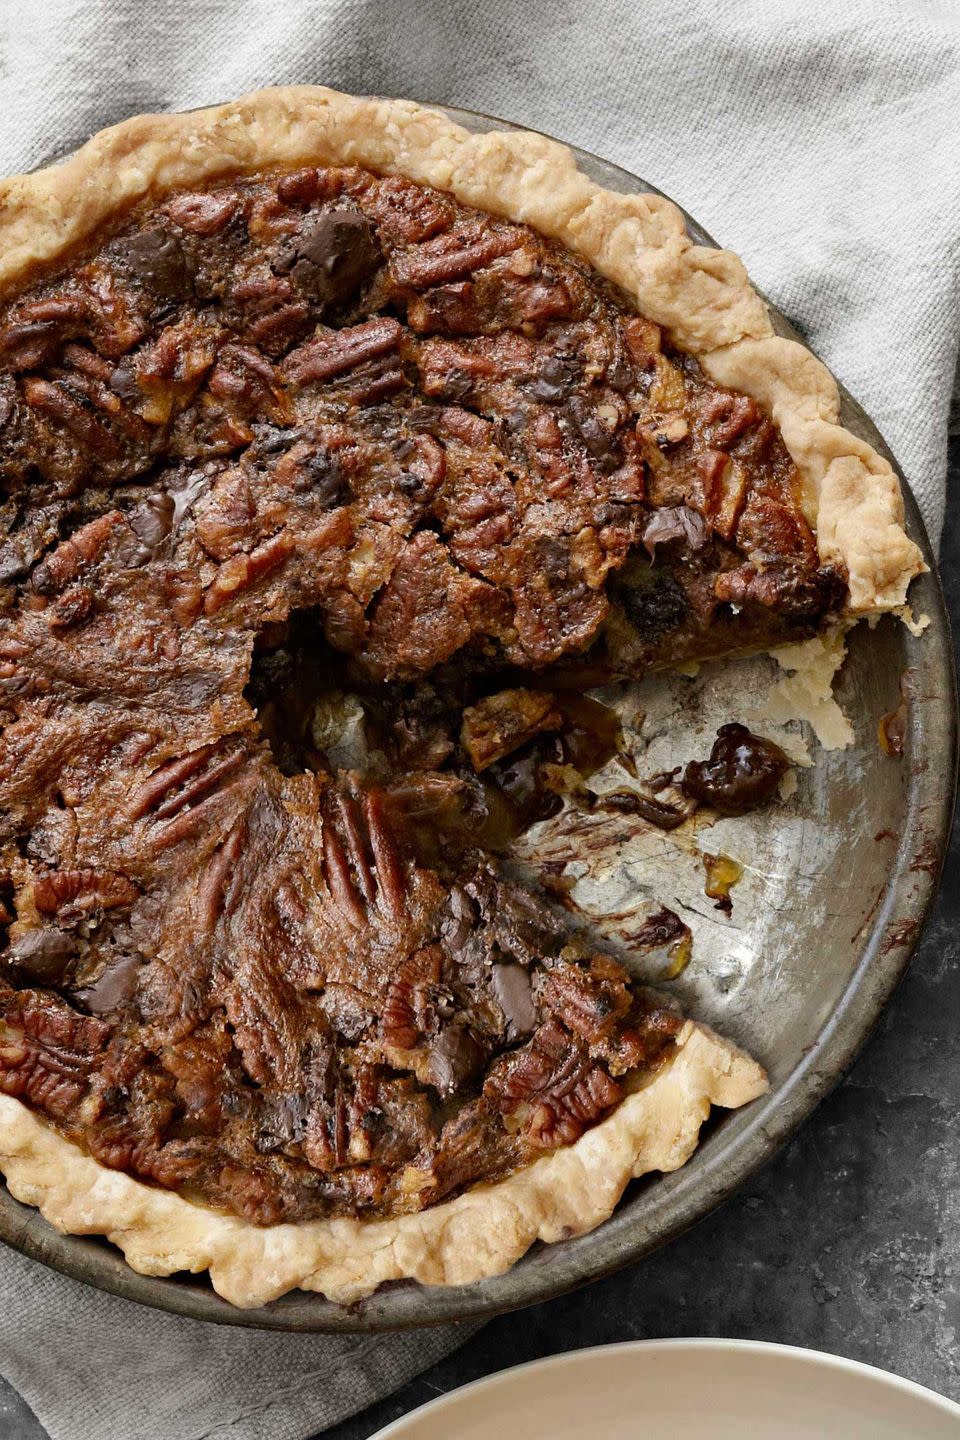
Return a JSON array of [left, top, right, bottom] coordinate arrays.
[[0, 165, 842, 1225]]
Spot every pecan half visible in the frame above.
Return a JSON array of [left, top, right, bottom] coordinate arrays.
[[283, 317, 402, 385]]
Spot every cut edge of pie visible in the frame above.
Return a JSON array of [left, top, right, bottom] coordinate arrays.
[[0, 86, 919, 1308], [0, 1020, 765, 1307]]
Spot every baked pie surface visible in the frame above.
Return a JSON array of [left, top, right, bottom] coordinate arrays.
[[0, 88, 921, 1306]]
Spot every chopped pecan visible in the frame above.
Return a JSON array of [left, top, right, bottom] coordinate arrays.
[[415, 336, 497, 397], [364, 530, 495, 678], [736, 495, 816, 564], [622, 315, 662, 366], [443, 459, 516, 581], [510, 535, 609, 666], [208, 344, 291, 422], [358, 174, 453, 245], [0, 296, 91, 370], [700, 390, 760, 447], [538, 955, 632, 1043], [300, 1057, 388, 1172], [461, 688, 562, 772], [59, 343, 115, 383], [275, 169, 324, 208], [165, 189, 241, 234], [0, 994, 110, 1119], [48, 586, 93, 630], [341, 366, 406, 405], [398, 433, 445, 505], [687, 450, 748, 540], [245, 300, 312, 355], [438, 406, 493, 447], [0, 502, 63, 584], [272, 436, 349, 505], [407, 282, 479, 335], [363, 787, 408, 920], [321, 785, 409, 927], [193, 467, 256, 560], [127, 743, 245, 824], [649, 353, 687, 411], [79, 267, 148, 357], [134, 318, 219, 423], [714, 562, 839, 616], [196, 820, 247, 932]]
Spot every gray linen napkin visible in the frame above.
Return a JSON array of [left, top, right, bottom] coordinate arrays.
[[0, 1246, 472, 1440], [0, 2, 959, 1438]]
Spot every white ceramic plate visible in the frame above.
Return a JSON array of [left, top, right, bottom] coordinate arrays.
[[371, 1340, 960, 1439]]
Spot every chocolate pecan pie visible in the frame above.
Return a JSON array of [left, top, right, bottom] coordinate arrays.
[[0, 89, 922, 1307]]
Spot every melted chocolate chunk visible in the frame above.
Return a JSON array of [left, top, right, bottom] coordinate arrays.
[[109, 362, 139, 400], [73, 952, 142, 1014], [682, 723, 790, 815], [169, 467, 213, 531], [426, 1024, 484, 1097], [529, 353, 581, 402], [593, 788, 686, 830], [8, 929, 76, 985], [115, 226, 194, 298], [491, 962, 536, 1041], [633, 907, 690, 949], [618, 571, 689, 643], [119, 493, 175, 564], [641, 505, 709, 559], [255, 1094, 308, 1153], [279, 207, 380, 308], [565, 393, 620, 467]]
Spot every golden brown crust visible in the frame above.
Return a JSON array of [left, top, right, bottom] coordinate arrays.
[[0, 84, 923, 610], [0, 85, 909, 1305], [0, 1021, 766, 1307]]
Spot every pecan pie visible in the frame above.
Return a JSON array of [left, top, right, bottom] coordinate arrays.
[[0, 89, 921, 1307]]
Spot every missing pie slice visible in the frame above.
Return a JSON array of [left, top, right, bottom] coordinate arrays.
[[0, 88, 922, 1307]]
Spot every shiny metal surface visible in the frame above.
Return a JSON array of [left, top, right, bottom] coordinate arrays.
[[0, 105, 954, 1331]]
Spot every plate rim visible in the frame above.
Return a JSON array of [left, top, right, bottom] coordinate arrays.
[[0, 101, 955, 1331], [368, 1338, 960, 1438]]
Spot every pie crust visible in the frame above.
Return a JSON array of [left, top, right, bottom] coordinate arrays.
[[0, 86, 919, 1307]]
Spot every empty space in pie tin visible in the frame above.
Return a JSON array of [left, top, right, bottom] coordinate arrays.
[[1, 104, 955, 1330]]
